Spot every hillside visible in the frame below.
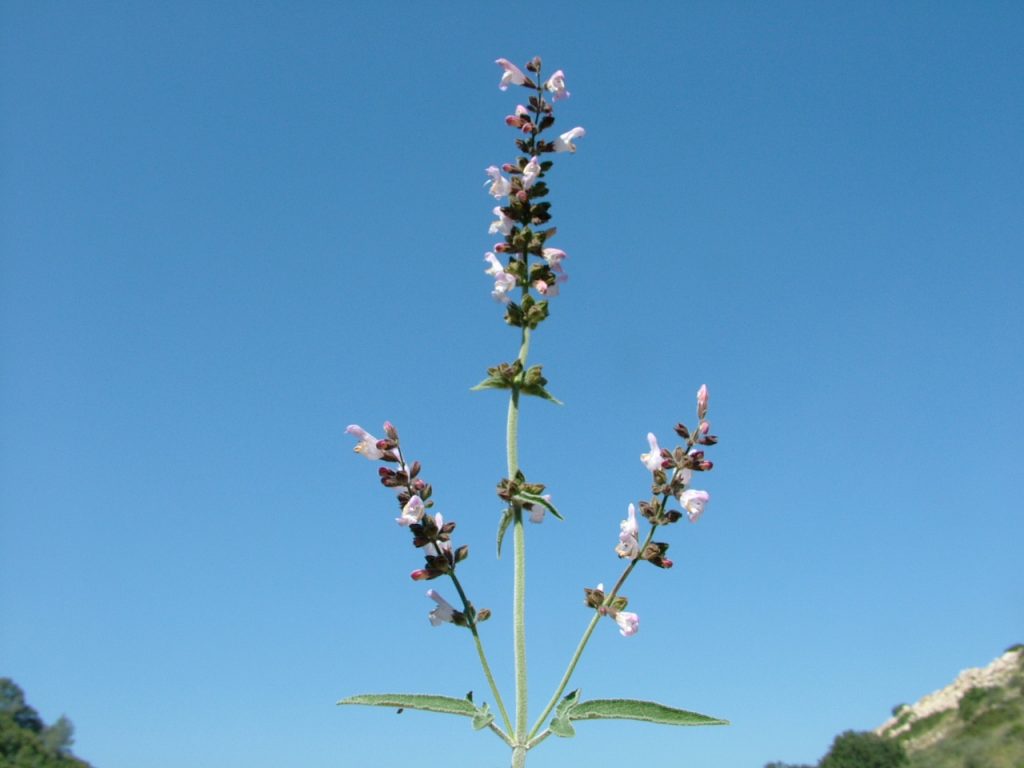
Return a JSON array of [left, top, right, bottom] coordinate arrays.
[[875, 645, 1024, 768]]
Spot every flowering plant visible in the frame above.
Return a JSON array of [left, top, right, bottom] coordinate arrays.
[[340, 56, 726, 768]]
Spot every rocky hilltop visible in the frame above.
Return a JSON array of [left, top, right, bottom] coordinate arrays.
[[875, 645, 1024, 767]]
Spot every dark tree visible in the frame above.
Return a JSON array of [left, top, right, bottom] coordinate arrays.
[[818, 730, 907, 768], [0, 678, 92, 768]]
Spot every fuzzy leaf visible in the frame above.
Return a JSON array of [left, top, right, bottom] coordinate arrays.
[[568, 699, 728, 727], [470, 376, 511, 392], [519, 382, 563, 405], [496, 508, 514, 558], [471, 702, 495, 731], [549, 689, 581, 738], [516, 491, 564, 521], [339, 693, 479, 719]]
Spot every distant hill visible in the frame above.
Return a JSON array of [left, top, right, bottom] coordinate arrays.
[[875, 645, 1024, 768]]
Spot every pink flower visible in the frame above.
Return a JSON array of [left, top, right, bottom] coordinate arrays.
[[615, 503, 639, 559], [544, 69, 570, 101], [522, 156, 541, 189], [346, 424, 384, 460], [505, 104, 534, 133], [542, 247, 567, 274], [552, 126, 586, 153], [614, 610, 639, 637], [640, 432, 662, 472], [427, 589, 456, 625], [697, 384, 709, 419], [528, 494, 552, 524], [485, 166, 511, 199], [533, 276, 567, 297], [396, 495, 425, 526], [496, 58, 528, 91], [678, 489, 710, 522], [488, 206, 514, 236], [484, 252, 517, 303]]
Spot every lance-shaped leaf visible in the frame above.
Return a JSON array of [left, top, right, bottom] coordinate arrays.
[[496, 508, 514, 557], [339, 693, 479, 719], [470, 374, 512, 392], [515, 491, 564, 521], [568, 699, 728, 727], [519, 381, 563, 404], [339, 693, 502, 737]]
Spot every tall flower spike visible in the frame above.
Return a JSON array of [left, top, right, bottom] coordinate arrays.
[[640, 432, 662, 472], [495, 58, 528, 91], [346, 424, 384, 460]]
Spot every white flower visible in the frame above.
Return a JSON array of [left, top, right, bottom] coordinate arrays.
[[396, 495, 425, 526], [484, 166, 511, 198], [678, 489, 710, 523], [552, 126, 586, 153], [615, 503, 639, 558], [542, 247, 567, 274], [346, 424, 383, 460], [522, 156, 541, 189], [544, 69, 570, 101], [640, 432, 662, 472], [495, 58, 527, 91], [614, 610, 639, 637], [484, 252, 517, 304], [488, 206, 514, 236], [426, 589, 456, 626]]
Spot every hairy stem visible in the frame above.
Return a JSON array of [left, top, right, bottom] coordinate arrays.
[[447, 571, 513, 736], [508, 325, 532, 747]]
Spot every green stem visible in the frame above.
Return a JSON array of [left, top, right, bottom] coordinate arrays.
[[508, 325, 532, 747], [527, 525, 659, 739], [447, 570, 514, 737]]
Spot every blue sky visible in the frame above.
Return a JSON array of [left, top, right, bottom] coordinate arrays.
[[1, 2, 1022, 767]]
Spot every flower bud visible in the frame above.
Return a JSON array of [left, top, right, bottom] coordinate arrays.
[[697, 384, 709, 420]]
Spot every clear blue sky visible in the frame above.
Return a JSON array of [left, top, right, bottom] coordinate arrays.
[[2, 2, 1022, 767]]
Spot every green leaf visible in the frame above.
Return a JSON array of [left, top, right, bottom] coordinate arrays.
[[520, 382, 563, 405], [496, 508, 513, 558], [338, 693, 478, 719], [516, 491, 564, 521], [568, 699, 728, 727], [470, 376, 511, 392], [549, 689, 581, 738], [471, 702, 494, 731]]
